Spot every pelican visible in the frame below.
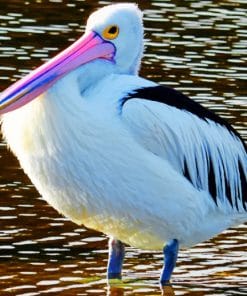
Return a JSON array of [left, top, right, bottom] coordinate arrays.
[[0, 3, 246, 286]]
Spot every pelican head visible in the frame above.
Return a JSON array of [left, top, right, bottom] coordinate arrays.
[[0, 3, 143, 114]]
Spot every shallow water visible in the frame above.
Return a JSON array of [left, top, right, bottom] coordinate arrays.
[[0, 0, 246, 295]]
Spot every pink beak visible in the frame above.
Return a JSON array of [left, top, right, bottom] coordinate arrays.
[[0, 31, 115, 114]]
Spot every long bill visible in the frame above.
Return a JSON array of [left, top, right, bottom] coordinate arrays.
[[0, 31, 115, 114]]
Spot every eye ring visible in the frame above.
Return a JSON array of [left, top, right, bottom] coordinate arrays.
[[102, 25, 119, 40]]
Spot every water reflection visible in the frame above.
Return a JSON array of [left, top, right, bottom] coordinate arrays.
[[0, 0, 247, 295]]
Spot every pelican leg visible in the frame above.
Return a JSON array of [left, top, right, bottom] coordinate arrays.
[[107, 238, 125, 280], [160, 239, 179, 286]]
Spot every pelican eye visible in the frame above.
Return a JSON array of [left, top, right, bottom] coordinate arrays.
[[102, 25, 119, 40]]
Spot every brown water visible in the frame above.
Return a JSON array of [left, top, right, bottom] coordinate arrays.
[[0, 0, 247, 295]]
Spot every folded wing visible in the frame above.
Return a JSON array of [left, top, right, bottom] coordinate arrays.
[[121, 85, 247, 212]]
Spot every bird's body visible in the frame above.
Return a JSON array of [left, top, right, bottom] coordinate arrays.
[[0, 3, 246, 285], [2, 71, 246, 249]]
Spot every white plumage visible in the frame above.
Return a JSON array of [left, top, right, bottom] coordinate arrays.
[[0, 3, 246, 283]]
